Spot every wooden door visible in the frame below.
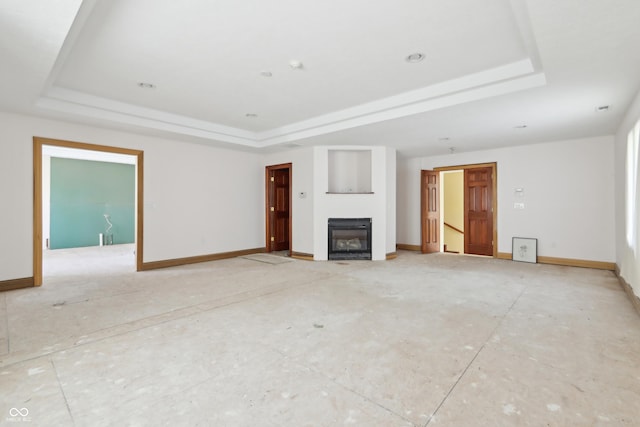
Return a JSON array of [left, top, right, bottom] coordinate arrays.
[[266, 165, 291, 252], [421, 170, 440, 253], [464, 167, 493, 256]]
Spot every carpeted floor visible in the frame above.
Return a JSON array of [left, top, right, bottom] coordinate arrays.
[[1, 245, 639, 426]]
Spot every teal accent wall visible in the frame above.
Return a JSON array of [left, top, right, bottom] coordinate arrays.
[[50, 158, 135, 249]]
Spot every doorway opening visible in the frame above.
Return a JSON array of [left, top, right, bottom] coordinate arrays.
[[265, 163, 292, 255], [442, 170, 464, 254], [421, 163, 497, 257], [33, 137, 144, 286]]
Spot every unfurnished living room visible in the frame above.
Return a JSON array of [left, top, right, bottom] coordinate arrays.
[[1, 1, 640, 426]]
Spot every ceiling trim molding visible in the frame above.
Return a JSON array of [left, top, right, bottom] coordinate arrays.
[[258, 72, 547, 146], [39, 0, 99, 97], [35, 96, 261, 147], [32, 0, 548, 150], [45, 86, 257, 140], [255, 60, 542, 144], [507, 0, 543, 70], [37, 61, 546, 149]]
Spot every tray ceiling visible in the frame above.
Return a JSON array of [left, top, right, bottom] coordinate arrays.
[[2, 0, 640, 155]]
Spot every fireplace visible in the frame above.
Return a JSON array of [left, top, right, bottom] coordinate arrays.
[[328, 218, 372, 260]]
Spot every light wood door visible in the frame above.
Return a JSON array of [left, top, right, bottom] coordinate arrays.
[[421, 170, 440, 253], [464, 167, 493, 256], [266, 164, 291, 252]]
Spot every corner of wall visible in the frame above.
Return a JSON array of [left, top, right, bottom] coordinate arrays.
[[614, 87, 640, 300]]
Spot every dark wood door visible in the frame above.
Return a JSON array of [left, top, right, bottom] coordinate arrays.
[[464, 167, 493, 256], [421, 170, 440, 253], [267, 166, 291, 252]]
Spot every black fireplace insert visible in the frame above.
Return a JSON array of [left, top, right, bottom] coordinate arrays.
[[328, 218, 372, 260]]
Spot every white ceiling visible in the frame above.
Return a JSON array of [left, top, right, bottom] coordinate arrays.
[[2, 0, 640, 156]]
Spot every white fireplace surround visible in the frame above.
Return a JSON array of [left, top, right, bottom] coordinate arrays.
[[313, 146, 396, 260]]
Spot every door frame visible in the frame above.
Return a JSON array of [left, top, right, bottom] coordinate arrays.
[[427, 162, 498, 257], [264, 163, 292, 254], [33, 137, 144, 286]]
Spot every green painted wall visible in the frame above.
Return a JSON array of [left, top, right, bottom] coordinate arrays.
[[50, 158, 135, 249]]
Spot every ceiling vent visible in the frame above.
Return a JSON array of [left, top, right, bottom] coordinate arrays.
[[405, 53, 425, 63]]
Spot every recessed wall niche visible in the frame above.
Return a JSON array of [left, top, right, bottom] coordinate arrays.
[[327, 149, 372, 193]]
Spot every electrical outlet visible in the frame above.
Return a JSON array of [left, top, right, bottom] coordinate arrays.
[[514, 202, 525, 209]]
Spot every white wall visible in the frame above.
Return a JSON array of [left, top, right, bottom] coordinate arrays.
[[43, 155, 51, 249], [263, 147, 315, 255], [143, 137, 262, 262], [0, 111, 263, 281], [0, 114, 34, 280], [397, 136, 615, 262], [615, 89, 640, 297], [386, 147, 397, 254], [396, 156, 422, 246]]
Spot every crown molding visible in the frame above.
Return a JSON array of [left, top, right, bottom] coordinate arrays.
[[37, 59, 545, 149]]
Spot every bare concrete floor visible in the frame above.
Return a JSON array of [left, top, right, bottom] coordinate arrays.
[[1, 245, 639, 426]]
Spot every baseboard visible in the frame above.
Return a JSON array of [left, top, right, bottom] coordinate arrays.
[[497, 252, 615, 270], [291, 251, 397, 261], [537, 256, 615, 270], [140, 247, 266, 271], [290, 251, 314, 261], [0, 277, 34, 292], [396, 244, 421, 252], [615, 266, 640, 317]]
